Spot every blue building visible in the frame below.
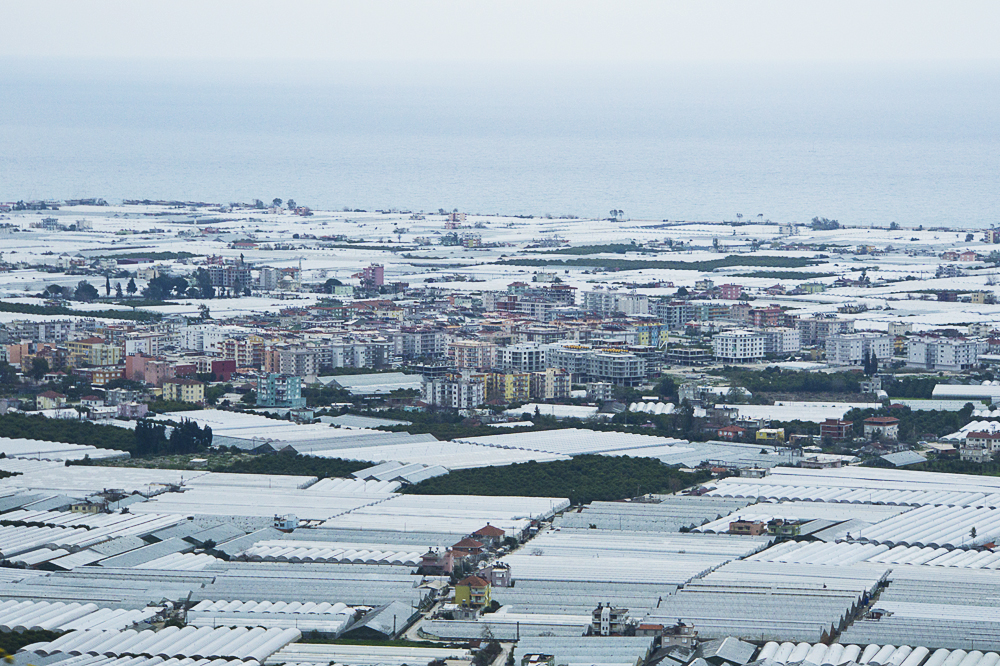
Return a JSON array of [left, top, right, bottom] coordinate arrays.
[[256, 373, 306, 408]]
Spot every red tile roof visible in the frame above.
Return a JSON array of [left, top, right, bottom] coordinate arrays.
[[456, 575, 489, 588], [473, 524, 505, 537]]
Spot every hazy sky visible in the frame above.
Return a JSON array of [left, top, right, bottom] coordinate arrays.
[[2, 0, 999, 66]]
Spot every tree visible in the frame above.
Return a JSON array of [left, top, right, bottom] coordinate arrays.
[[74, 280, 99, 303], [115, 282, 123, 299], [971, 526, 977, 540], [889, 222, 900, 230], [272, 198, 283, 208], [198, 303, 211, 320], [286, 199, 296, 210], [105, 275, 111, 297], [254, 199, 264, 209], [126, 277, 137, 297], [30, 357, 50, 380], [966, 233, 975, 242], [194, 269, 215, 299]]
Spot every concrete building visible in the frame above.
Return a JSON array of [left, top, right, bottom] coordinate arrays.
[[826, 333, 892, 366], [719, 283, 744, 300], [161, 378, 206, 405], [762, 327, 801, 355], [448, 339, 497, 370], [67, 336, 121, 367], [592, 603, 630, 636], [581, 290, 649, 316], [259, 267, 281, 291], [907, 336, 987, 371], [820, 419, 854, 441], [961, 431, 1000, 462], [530, 368, 571, 400], [499, 343, 546, 373], [863, 416, 900, 441], [796, 315, 855, 346], [712, 330, 765, 363], [423, 376, 485, 409], [361, 264, 384, 287], [256, 373, 306, 408]]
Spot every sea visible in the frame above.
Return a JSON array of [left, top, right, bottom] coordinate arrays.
[[1, 59, 999, 227]]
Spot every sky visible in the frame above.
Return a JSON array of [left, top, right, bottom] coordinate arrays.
[[1, 0, 1000, 67]]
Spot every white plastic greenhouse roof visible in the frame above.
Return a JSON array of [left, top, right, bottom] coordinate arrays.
[[0, 436, 128, 462], [306, 439, 569, 469], [457, 428, 688, 456], [0, 600, 159, 633], [265, 642, 471, 666], [318, 493, 568, 534], [33, 626, 302, 662], [16, 656, 263, 666], [240, 541, 422, 566], [130, 487, 387, 521]]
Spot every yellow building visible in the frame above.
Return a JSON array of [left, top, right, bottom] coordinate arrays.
[[756, 428, 786, 445], [454, 575, 491, 608], [67, 336, 121, 367], [486, 372, 530, 402], [161, 378, 205, 404]]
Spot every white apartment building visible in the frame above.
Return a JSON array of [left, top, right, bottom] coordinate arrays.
[[762, 327, 801, 355], [422, 377, 485, 409], [581, 290, 649, 316], [178, 324, 242, 354], [500, 343, 546, 373], [712, 330, 765, 363], [825, 333, 892, 366], [448, 339, 497, 369], [907, 336, 987, 371]]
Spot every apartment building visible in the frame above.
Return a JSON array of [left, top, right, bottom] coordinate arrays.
[[499, 343, 546, 373], [795, 315, 855, 346], [712, 330, 765, 363], [67, 336, 121, 367], [907, 336, 987, 371], [161, 378, 206, 405], [422, 376, 485, 408], [826, 333, 893, 366], [257, 373, 306, 408], [448, 339, 497, 369]]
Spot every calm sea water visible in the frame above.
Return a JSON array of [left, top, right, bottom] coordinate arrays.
[[1, 60, 999, 226]]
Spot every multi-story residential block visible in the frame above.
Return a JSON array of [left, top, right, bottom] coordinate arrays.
[[751, 304, 788, 328], [448, 339, 497, 369], [256, 373, 306, 408], [907, 336, 987, 371], [66, 336, 121, 367], [259, 266, 282, 291], [585, 349, 647, 385], [712, 330, 765, 363], [207, 264, 253, 292], [125, 354, 176, 386], [361, 263, 384, 287], [762, 327, 801, 355], [161, 378, 205, 404], [825, 333, 892, 366], [581, 290, 649, 316], [529, 368, 570, 400], [393, 328, 447, 360], [422, 376, 485, 408], [795, 315, 855, 346], [499, 343, 546, 373], [719, 283, 744, 300], [486, 372, 531, 402]]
